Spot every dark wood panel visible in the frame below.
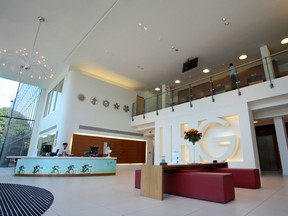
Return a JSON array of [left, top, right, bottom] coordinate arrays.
[[163, 162, 228, 172], [71, 134, 146, 164]]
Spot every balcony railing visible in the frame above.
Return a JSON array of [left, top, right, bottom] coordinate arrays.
[[132, 49, 288, 120]]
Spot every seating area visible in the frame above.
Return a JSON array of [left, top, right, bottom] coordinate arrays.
[[205, 168, 261, 189], [163, 172, 235, 203], [135, 167, 261, 203], [179, 167, 261, 189]]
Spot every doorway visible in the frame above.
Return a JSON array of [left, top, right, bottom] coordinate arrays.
[[255, 125, 282, 171]]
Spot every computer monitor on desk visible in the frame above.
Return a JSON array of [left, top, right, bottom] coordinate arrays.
[[84, 146, 99, 157], [89, 146, 98, 154]]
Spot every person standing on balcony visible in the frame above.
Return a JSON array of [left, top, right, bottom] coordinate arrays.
[[229, 63, 237, 90]]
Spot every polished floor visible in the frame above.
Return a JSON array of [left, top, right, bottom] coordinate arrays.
[[1, 168, 288, 216]]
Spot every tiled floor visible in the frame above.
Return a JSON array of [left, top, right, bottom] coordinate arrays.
[[1, 168, 288, 216]]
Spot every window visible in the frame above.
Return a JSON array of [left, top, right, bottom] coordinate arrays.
[[44, 79, 64, 117]]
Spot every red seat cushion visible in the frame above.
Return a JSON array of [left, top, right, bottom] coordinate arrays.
[[135, 169, 141, 189], [211, 168, 261, 189], [163, 172, 235, 203]]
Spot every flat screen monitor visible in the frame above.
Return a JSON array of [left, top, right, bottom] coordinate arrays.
[[42, 144, 52, 154], [89, 146, 98, 154], [182, 57, 198, 72]]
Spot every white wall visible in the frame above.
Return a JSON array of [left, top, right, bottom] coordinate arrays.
[[29, 71, 288, 169], [132, 76, 288, 169], [58, 69, 141, 141], [28, 69, 69, 155], [31, 69, 150, 163]]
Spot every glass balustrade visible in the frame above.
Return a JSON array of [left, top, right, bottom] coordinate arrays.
[[132, 49, 288, 119]]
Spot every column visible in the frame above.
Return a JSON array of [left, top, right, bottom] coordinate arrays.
[[161, 84, 172, 109], [273, 117, 288, 175], [145, 135, 154, 165], [260, 45, 275, 80]]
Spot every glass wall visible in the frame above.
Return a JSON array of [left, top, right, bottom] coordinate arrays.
[[0, 82, 41, 166]]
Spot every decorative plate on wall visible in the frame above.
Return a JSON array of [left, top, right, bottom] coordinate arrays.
[[90, 97, 98, 105], [123, 105, 129, 112], [113, 103, 120, 110], [103, 100, 110, 107], [77, 94, 85, 101]]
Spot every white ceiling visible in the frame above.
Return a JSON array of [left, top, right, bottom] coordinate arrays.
[[0, 0, 288, 92]]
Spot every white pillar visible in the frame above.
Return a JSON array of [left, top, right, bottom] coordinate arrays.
[[273, 117, 288, 175], [145, 135, 154, 165], [154, 125, 162, 165], [163, 124, 172, 164], [238, 103, 261, 169], [161, 84, 166, 109], [248, 109, 261, 170], [260, 45, 275, 80], [161, 84, 171, 109]]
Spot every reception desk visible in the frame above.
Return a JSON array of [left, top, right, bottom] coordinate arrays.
[[7, 156, 117, 176]]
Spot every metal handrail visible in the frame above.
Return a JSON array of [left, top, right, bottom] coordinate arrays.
[[132, 48, 288, 119]]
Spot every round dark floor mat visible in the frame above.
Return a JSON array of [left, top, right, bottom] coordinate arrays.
[[0, 183, 54, 216]]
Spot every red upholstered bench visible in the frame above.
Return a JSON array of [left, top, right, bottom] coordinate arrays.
[[135, 169, 141, 189], [134, 169, 202, 189], [206, 168, 261, 189], [163, 172, 235, 203], [135, 170, 235, 203]]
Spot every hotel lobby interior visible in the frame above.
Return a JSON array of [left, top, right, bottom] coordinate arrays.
[[1, 0, 288, 215]]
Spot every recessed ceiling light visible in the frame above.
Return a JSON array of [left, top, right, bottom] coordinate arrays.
[[138, 23, 142, 27], [239, 54, 247, 60], [221, 17, 226, 22], [144, 27, 148, 30], [175, 80, 181, 84], [224, 21, 230, 25], [203, 69, 210, 73], [281, 38, 288, 44], [171, 46, 179, 51], [155, 87, 160, 91]]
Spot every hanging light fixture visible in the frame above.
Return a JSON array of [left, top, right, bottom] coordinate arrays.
[[0, 16, 54, 80]]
